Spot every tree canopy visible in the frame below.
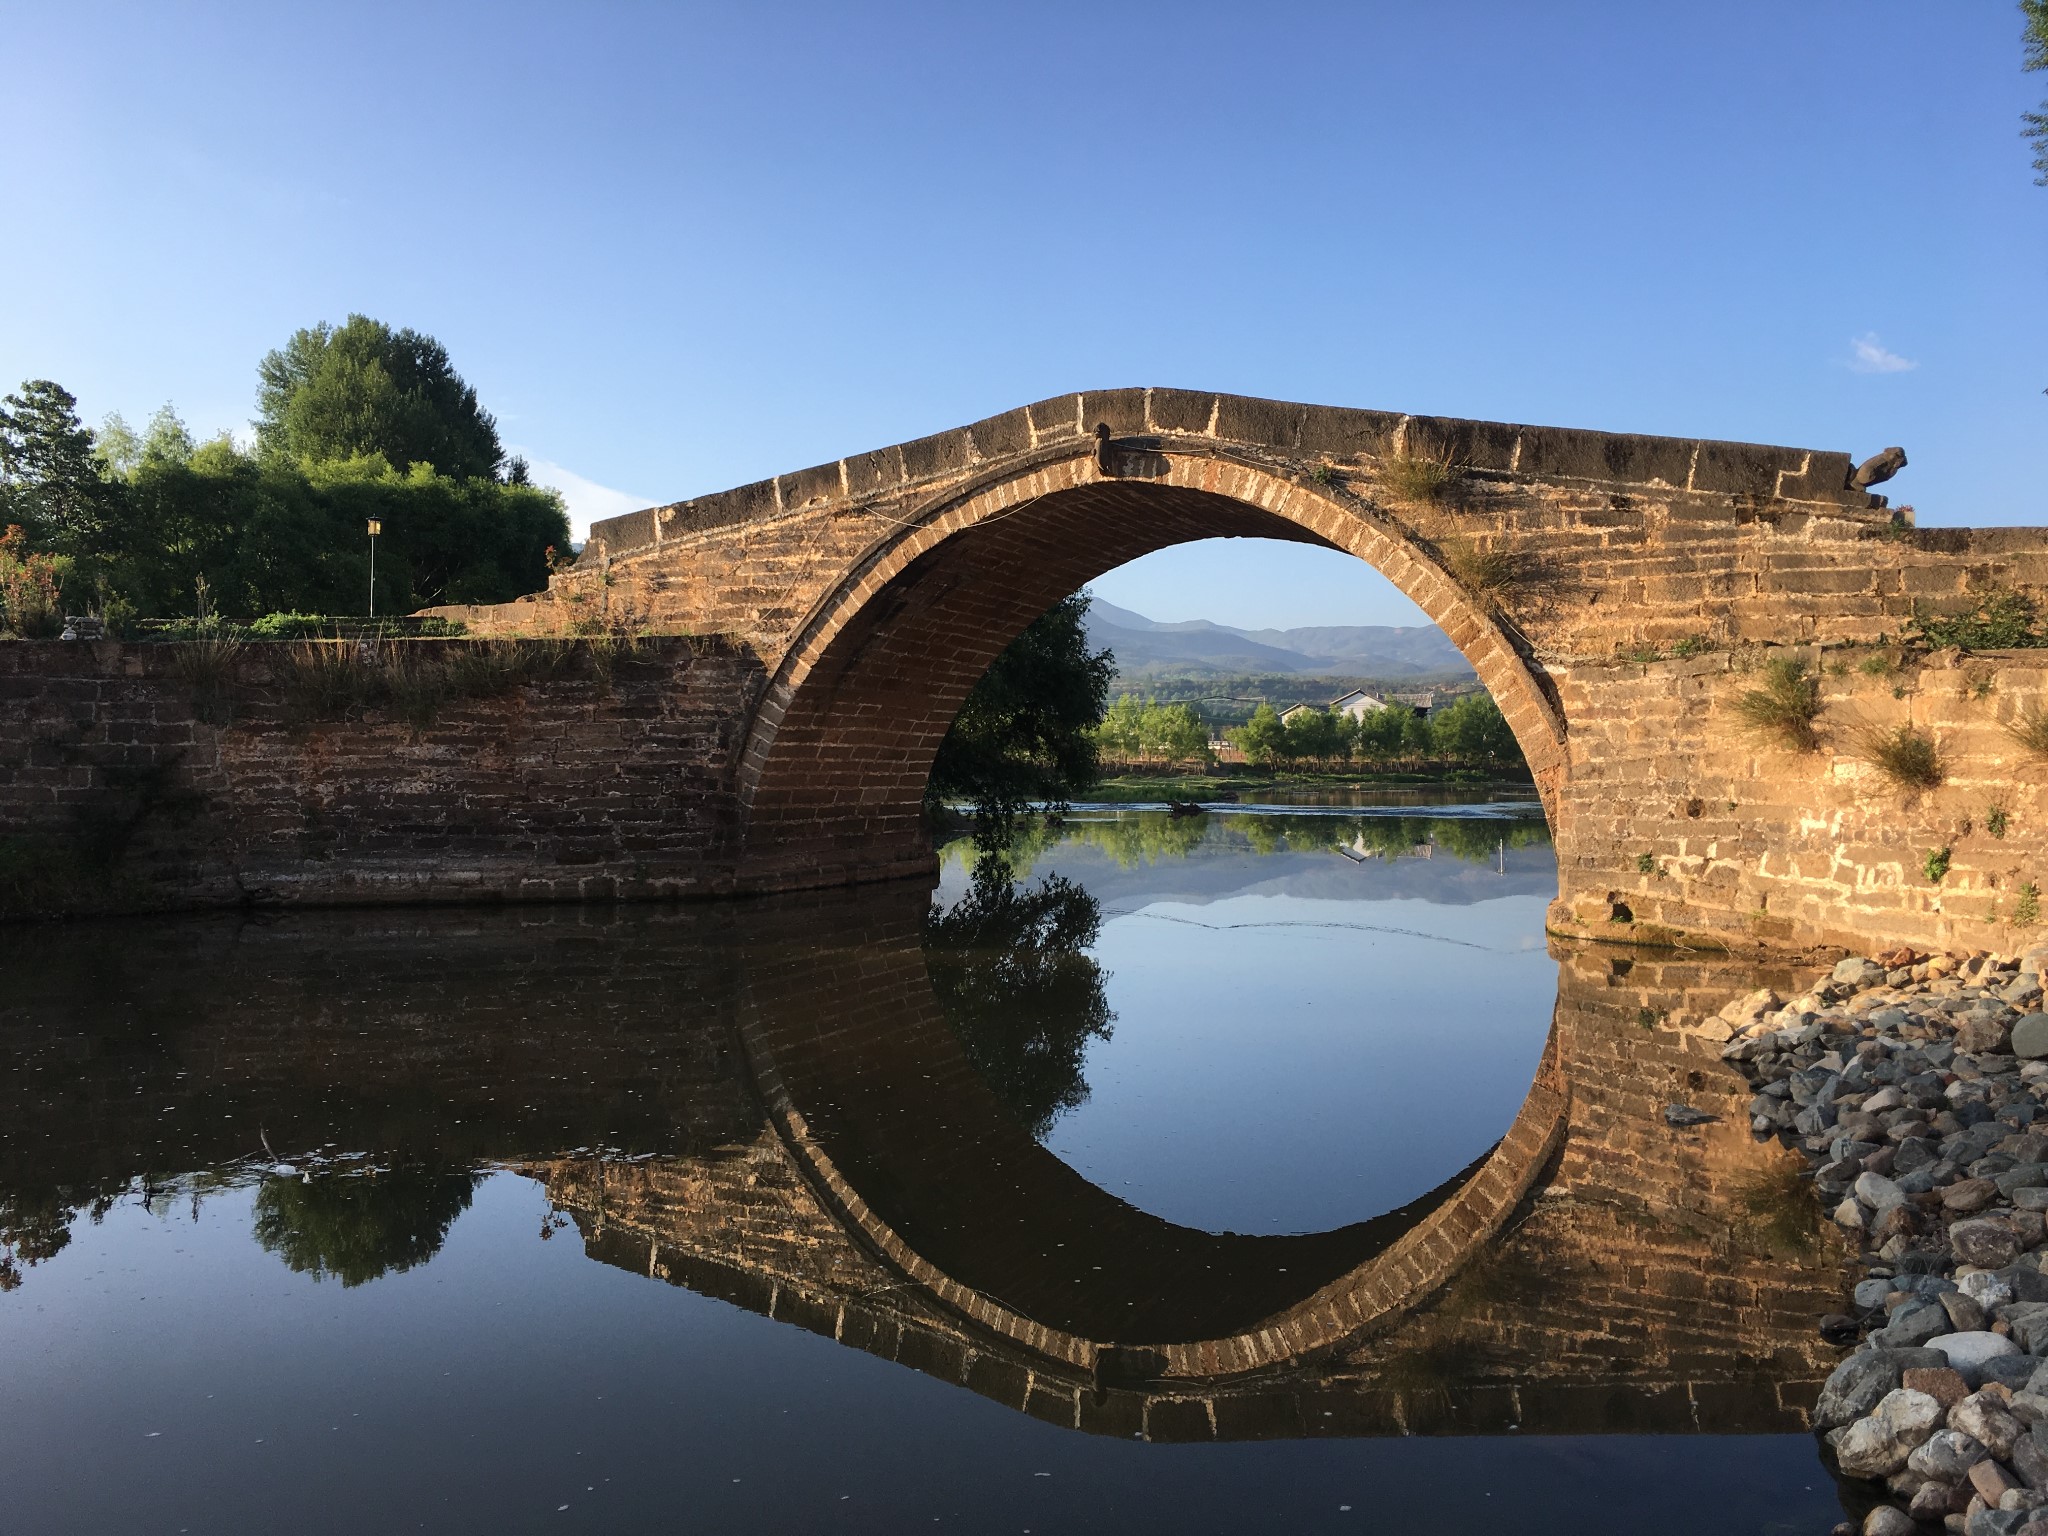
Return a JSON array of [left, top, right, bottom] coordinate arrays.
[[258, 316, 505, 479], [2026, 1, 2048, 183], [927, 593, 1115, 845], [0, 381, 120, 557], [0, 316, 566, 623]]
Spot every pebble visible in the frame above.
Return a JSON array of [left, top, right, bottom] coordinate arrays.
[[1716, 943, 2048, 1531]]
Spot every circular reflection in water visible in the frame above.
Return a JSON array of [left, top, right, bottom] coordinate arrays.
[[932, 803, 1558, 1234]]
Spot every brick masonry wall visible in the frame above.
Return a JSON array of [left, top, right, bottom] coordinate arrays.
[[0, 637, 760, 916]]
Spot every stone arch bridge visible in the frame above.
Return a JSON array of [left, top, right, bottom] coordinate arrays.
[[441, 389, 2048, 957]]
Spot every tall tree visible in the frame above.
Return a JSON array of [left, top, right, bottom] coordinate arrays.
[[0, 380, 120, 557], [927, 592, 1115, 846], [2026, 1, 2048, 183], [257, 315, 505, 480]]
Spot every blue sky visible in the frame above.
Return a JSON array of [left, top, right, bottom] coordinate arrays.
[[5, 2, 2045, 629]]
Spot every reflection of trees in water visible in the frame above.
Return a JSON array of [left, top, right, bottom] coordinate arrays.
[[924, 855, 1116, 1141], [252, 1166, 480, 1288], [0, 1190, 78, 1292], [942, 810, 1549, 876]]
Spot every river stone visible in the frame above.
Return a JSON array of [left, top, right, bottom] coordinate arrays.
[[1817, 1349, 1952, 1430], [1837, 1388, 1945, 1477], [1956, 1219, 2025, 1270], [1952, 1179, 2004, 1213], [1908, 1366, 1973, 1410], [1883, 1300, 1953, 1349], [1966, 1509, 2035, 1535], [1948, 1292, 1994, 1332], [1962, 1014, 2017, 1055], [2016, 1427, 2048, 1491], [1999, 1166, 2048, 1197], [1911, 1426, 1991, 1479], [2005, 1304, 2048, 1356], [1858, 1278, 1898, 1310], [1861, 1172, 1910, 1213], [1989, 1357, 2044, 1392], [2019, 1015, 2048, 1061], [1955, 1392, 2027, 1460], [1862, 1505, 1916, 1536], [1837, 958, 1889, 989], [1910, 1480, 1956, 1522], [1932, 1331, 2022, 1386]]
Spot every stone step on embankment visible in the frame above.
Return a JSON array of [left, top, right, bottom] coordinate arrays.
[[1720, 944, 2048, 1534]]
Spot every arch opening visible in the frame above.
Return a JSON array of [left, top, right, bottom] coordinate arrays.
[[737, 458, 1566, 891]]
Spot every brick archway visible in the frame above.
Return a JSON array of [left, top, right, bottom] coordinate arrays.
[[735, 448, 1568, 888]]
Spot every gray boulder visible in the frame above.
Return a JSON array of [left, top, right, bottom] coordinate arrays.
[[1835, 1387, 1944, 1477], [1816, 1348, 1951, 1430]]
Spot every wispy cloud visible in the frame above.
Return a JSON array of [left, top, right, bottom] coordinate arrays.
[[511, 452, 654, 544], [1848, 333, 1918, 375]]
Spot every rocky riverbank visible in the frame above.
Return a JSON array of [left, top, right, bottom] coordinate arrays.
[[1721, 946, 2048, 1535]]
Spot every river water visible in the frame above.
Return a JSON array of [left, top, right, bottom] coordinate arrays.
[[0, 795, 1856, 1534]]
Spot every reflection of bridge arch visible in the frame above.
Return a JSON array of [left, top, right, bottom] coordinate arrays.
[[531, 896, 1847, 1439], [732, 891, 1566, 1381], [733, 448, 1568, 889]]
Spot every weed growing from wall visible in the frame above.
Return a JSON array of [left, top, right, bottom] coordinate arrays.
[[1378, 444, 1464, 506], [2016, 882, 2042, 929], [1859, 724, 1943, 790], [1732, 657, 1822, 752], [2011, 709, 2048, 760], [168, 634, 247, 726]]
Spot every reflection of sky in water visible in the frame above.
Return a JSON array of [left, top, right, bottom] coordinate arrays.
[[938, 810, 1558, 1235]]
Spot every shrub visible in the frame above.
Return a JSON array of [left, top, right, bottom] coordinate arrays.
[[1859, 723, 1943, 790], [1732, 657, 1822, 751], [1909, 589, 2044, 650], [1923, 847, 1951, 884], [0, 525, 65, 638]]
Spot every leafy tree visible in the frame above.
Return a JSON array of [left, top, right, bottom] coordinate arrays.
[[1231, 702, 1288, 766], [1430, 690, 1519, 762], [1283, 706, 1350, 768], [257, 315, 505, 480], [252, 1165, 479, 1287], [1092, 693, 1212, 769], [1352, 702, 1420, 758], [925, 856, 1115, 1140], [928, 592, 1115, 846], [2026, 1, 2048, 184], [0, 380, 121, 559]]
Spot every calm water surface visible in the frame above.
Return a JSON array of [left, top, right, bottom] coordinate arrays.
[[1, 800, 1852, 1534]]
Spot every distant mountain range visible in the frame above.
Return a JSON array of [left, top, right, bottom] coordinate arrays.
[[1082, 600, 1474, 681]]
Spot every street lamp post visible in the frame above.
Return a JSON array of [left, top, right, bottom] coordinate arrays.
[[366, 519, 382, 618]]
